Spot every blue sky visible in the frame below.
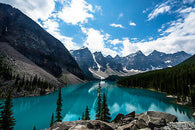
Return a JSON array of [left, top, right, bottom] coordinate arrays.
[[2, 0, 195, 56]]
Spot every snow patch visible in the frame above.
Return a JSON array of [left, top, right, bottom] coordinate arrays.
[[165, 60, 171, 63], [89, 68, 105, 80], [151, 65, 162, 70], [92, 53, 101, 71], [123, 67, 142, 73]]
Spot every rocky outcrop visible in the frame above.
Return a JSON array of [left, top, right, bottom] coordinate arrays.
[[47, 120, 114, 130], [47, 111, 195, 130], [162, 121, 195, 130]]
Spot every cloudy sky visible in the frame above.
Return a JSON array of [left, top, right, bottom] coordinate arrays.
[[1, 0, 195, 57]]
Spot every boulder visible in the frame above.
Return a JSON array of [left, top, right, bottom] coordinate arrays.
[[117, 123, 134, 130], [148, 118, 166, 129], [122, 117, 134, 124], [162, 121, 195, 130], [47, 120, 114, 130], [113, 113, 125, 123], [126, 111, 135, 118], [136, 119, 147, 129], [193, 112, 195, 117], [138, 111, 177, 129], [138, 111, 177, 124]]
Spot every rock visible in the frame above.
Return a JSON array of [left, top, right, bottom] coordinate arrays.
[[126, 111, 135, 118], [136, 119, 147, 129], [193, 112, 195, 117], [113, 113, 125, 123], [139, 128, 151, 130], [131, 124, 138, 130], [137, 111, 177, 129], [162, 121, 195, 130], [122, 117, 134, 123], [138, 111, 177, 125], [47, 120, 114, 130], [117, 123, 134, 130], [135, 113, 142, 119], [46, 111, 189, 130]]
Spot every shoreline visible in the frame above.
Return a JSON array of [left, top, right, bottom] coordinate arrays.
[[116, 82, 195, 112]]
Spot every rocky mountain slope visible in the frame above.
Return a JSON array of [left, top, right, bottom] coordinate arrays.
[[114, 50, 191, 71], [0, 3, 85, 85], [71, 48, 132, 79], [71, 47, 191, 79]]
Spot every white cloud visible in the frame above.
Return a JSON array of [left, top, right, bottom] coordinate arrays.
[[143, 8, 149, 13], [58, 0, 95, 25], [81, 27, 118, 57], [129, 21, 136, 26], [43, 19, 80, 50], [110, 23, 124, 28], [109, 39, 123, 45], [1, 0, 55, 21], [94, 5, 103, 15], [148, 3, 171, 21], [117, 13, 123, 20], [121, 7, 195, 56]]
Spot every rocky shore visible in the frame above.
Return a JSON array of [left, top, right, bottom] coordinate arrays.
[[47, 111, 195, 130]]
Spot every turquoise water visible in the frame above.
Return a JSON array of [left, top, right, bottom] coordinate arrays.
[[6, 81, 195, 129]]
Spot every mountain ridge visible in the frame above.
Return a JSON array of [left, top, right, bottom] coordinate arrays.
[[0, 3, 85, 84], [71, 47, 191, 79]]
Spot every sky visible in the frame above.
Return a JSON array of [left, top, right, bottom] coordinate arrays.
[[1, 0, 195, 57]]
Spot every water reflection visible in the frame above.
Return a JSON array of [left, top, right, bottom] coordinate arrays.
[[6, 81, 195, 130]]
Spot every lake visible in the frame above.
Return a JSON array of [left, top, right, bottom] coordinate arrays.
[[8, 81, 195, 130]]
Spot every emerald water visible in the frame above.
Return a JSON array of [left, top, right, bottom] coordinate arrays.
[[8, 81, 195, 129]]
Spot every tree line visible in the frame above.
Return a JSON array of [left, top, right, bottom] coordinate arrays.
[[0, 52, 56, 98], [117, 55, 195, 106]]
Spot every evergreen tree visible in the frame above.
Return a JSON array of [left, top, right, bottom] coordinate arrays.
[[1, 91, 16, 129], [84, 106, 90, 120], [55, 88, 62, 122], [95, 83, 102, 120], [81, 112, 84, 120], [100, 93, 111, 122], [50, 113, 54, 127]]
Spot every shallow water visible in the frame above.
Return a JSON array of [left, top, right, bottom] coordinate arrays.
[[5, 81, 195, 130]]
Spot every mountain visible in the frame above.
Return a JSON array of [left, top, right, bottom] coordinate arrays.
[[71, 48, 127, 79], [71, 48, 191, 79], [117, 54, 195, 106], [0, 3, 85, 85], [70, 47, 98, 77], [114, 50, 191, 71]]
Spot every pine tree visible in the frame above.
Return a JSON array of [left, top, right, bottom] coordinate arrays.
[[84, 106, 90, 120], [1, 91, 16, 129], [55, 88, 63, 122], [95, 83, 102, 120], [50, 113, 54, 127], [81, 112, 84, 120], [100, 93, 111, 122]]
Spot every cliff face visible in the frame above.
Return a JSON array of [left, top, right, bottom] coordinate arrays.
[[0, 3, 85, 83]]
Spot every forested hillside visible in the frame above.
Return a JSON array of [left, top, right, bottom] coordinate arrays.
[[117, 55, 195, 106]]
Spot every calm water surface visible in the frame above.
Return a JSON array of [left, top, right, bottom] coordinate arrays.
[[7, 81, 195, 130]]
